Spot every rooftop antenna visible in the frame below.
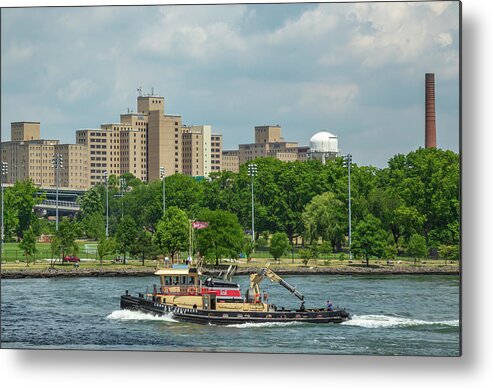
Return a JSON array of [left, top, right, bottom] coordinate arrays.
[[127, 107, 130, 114], [137, 86, 142, 96], [151, 87, 154, 96]]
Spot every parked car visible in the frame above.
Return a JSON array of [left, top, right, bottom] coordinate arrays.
[[63, 255, 80, 263]]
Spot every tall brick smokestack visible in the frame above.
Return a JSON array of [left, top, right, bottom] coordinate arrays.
[[425, 73, 437, 148]]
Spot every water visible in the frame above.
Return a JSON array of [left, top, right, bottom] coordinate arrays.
[[0, 274, 460, 356]]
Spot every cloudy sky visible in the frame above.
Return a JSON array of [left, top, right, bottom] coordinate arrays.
[[1, 1, 460, 168]]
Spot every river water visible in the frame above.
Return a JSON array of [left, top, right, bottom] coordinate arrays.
[[0, 274, 460, 356]]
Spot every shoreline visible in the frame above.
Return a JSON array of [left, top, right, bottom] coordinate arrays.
[[0, 265, 460, 279]]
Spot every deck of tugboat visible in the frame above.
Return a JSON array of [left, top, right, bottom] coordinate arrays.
[[120, 263, 351, 324], [120, 293, 350, 325]]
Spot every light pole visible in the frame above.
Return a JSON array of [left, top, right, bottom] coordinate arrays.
[[247, 163, 257, 244], [52, 154, 63, 231], [119, 177, 126, 219], [103, 171, 109, 237], [343, 154, 352, 260], [160, 166, 166, 218], [1, 161, 8, 252]]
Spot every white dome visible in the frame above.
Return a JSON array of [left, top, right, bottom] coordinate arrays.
[[309, 131, 338, 153]]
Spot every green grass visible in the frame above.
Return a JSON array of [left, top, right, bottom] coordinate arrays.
[[1, 241, 100, 261], [1, 241, 459, 269]]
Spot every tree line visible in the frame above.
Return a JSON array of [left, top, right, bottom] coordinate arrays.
[[2, 147, 460, 265]]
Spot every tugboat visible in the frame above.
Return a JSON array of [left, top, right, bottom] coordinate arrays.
[[120, 263, 350, 325]]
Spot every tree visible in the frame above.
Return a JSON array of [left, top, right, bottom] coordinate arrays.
[[298, 245, 319, 267], [407, 234, 428, 265], [380, 148, 459, 245], [82, 212, 105, 240], [51, 219, 80, 263], [195, 209, 244, 265], [120, 172, 142, 188], [153, 207, 189, 262], [242, 236, 255, 263], [302, 191, 346, 251], [130, 229, 158, 266], [97, 236, 117, 266], [124, 181, 164, 231], [383, 244, 398, 265], [115, 215, 137, 264], [8, 180, 44, 240], [164, 174, 205, 216], [392, 205, 426, 244], [269, 232, 290, 262], [77, 186, 104, 217], [2, 186, 18, 242], [19, 228, 37, 267], [351, 214, 388, 266], [438, 244, 460, 265]]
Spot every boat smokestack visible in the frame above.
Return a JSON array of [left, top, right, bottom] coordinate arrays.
[[425, 73, 437, 148]]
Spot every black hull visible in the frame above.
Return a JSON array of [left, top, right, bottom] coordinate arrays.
[[120, 294, 350, 325]]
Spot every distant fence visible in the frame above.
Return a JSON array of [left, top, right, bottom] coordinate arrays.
[[1, 250, 56, 261]]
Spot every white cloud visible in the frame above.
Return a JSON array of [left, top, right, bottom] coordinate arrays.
[[299, 83, 359, 113], [3, 42, 34, 65], [343, 2, 459, 77], [436, 32, 453, 47], [426, 1, 452, 16], [268, 6, 339, 44], [57, 79, 96, 102], [136, 6, 248, 61]]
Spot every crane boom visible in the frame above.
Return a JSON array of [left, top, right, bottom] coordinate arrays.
[[261, 267, 304, 302]]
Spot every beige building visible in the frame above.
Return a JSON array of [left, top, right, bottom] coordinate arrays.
[[54, 143, 89, 189], [182, 125, 222, 178], [221, 150, 240, 173], [11, 121, 41, 141], [137, 96, 184, 180], [2, 93, 224, 189], [211, 134, 223, 174], [236, 125, 306, 165], [1, 122, 88, 189], [76, 123, 147, 186]]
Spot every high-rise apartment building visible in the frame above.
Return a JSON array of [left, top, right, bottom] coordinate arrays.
[[1, 122, 88, 189], [135, 95, 183, 180], [210, 134, 223, 174], [181, 125, 223, 178], [2, 93, 223, 189]]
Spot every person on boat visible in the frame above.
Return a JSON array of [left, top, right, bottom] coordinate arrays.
[[262, 291, 268, 304], [327, 300, 333, 311], [164, 255, 170, 267]]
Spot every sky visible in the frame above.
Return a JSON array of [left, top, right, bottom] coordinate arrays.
[[0, 1, 460, 168]]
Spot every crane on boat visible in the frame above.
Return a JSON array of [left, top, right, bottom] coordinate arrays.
[[247, 264, 305, 309]]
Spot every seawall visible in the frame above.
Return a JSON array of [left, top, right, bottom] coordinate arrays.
[[0, 265, 460, 279]]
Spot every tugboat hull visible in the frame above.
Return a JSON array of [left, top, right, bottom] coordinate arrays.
[[121, 294, 350, 325]]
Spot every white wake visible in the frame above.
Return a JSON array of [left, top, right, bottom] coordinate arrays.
[[342, 314, 459, 328], [226, 321, 304, 329], [106, 309, 177, 322]]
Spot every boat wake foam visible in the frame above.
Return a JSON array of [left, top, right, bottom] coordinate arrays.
[[225, 321, 304, 329], [106, 309, 177, 322], [341, 314, 459, 329]]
